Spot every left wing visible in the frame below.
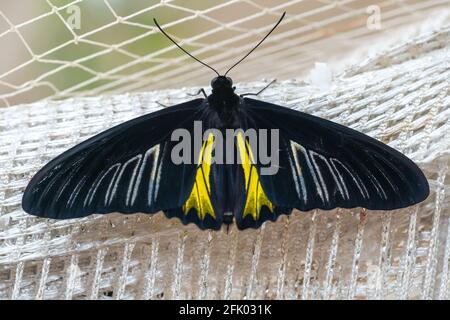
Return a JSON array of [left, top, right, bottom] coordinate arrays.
[[22, 99, 204, 220], [23, 98, 228, 230]]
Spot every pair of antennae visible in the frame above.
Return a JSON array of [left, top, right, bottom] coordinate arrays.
[[153, 12, 286, 77]]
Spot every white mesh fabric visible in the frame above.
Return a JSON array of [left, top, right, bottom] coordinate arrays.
[[0, 1, 449, 300]]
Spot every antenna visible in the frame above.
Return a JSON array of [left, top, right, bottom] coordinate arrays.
[[224, 12, 286, 77], [154, 18, 220, 77]]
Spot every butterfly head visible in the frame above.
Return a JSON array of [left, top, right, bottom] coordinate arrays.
[[211, 76, 233, 90]]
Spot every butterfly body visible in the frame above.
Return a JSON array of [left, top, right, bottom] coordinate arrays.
[[206, 76, 241, 128]]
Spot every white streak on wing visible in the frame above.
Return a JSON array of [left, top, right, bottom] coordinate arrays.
[[55, 171, 76, 202], [289, 141, 307, 203], [54, 158, 84, 202], [329, 159, 350, 199], [371, 157, 397, 194], [308, 150, 329, 203], [368, 173, 387, 200], [153, 145, 164, 203], [131, 145, 159, 206], [330, 158, 369, 199], [125, 154, 143, 206], [105, 164, 122, 206], [67, 176, 87, 208], [288, 144, 302, 200], [108, 155, 142, 206], [297, 144, 325, 203], [312, 152, 346, 200], [84, 164, 120, 207], [39, 163, 73, 198], [148, 144, 161, 206]]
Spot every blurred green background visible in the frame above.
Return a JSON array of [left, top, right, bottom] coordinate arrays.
[[0, 0, 233, 106], [0, 0, 447, 107]]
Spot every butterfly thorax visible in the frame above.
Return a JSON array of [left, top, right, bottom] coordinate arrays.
[[207, 76, 240, 128]]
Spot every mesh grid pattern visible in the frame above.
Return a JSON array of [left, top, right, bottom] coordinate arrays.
[[0, 0, 449, 107], [0, 1, 450, 300], [0, 22, 449, 299]]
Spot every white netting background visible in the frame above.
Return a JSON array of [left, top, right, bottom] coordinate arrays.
[[0, 0, 449, 106], [0, 1, 449, 300]]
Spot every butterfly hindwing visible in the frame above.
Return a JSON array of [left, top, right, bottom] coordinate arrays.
[[240, 98, 429, 216], [164, 132, 225, 230], [231, 131, 291, 229]]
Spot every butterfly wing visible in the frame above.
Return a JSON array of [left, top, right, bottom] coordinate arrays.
[[164, 132, 226, 230], [232, 128, 292, 230], [232, 98, 429, 229], [22, 99, 215, 225]]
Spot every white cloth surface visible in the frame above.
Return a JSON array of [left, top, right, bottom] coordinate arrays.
[[0, 24, 449, 300]]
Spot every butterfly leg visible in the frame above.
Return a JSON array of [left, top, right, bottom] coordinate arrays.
[[240, 79, 276, 97], [187, 88, 208, 99]]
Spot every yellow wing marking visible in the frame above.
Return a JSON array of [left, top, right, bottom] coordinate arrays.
[[182, 133, 216, 220], [236, 133, 273, 220]]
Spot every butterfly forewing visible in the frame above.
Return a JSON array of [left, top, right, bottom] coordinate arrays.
[[242, 98, 429, 212], [22, 99, 203, 219]]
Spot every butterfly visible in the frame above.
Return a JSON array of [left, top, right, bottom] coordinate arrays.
[[22, 13, 429, 231]]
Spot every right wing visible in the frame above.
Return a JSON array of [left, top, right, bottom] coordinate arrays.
[[242, 98, 429, 212]]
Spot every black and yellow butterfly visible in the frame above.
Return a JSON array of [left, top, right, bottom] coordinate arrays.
[[22, 13, 429, 230]]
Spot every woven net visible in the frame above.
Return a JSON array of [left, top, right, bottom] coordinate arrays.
[[0, 0, 449, 106], [0, 1, 449, 300]]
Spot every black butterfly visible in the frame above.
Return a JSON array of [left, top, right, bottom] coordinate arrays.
[[22, 13, 429, 230]]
